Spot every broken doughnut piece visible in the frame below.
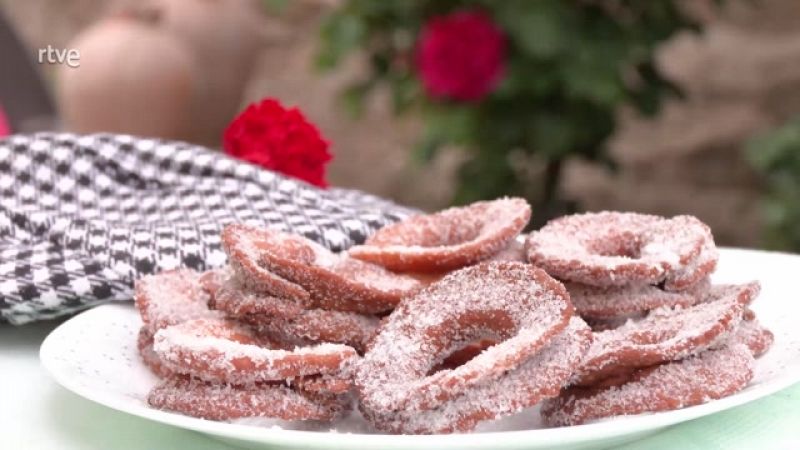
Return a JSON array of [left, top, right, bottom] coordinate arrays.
[[134, 269, 222, 334], [137, 327, 174, 379], [733, 311, 774, 358]]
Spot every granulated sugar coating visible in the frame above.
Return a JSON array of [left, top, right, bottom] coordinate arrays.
[[134, 269, 223, 334], [584, 312, 648, 332], [664, 225, 719, 291], [222, 225, 312, 301], [198, 267, 229, 299], [291, 373, 353, 395], [487, 236, 527, 263], [213, 275, 307, 318], [132, 207, 773, 432], [571, 282, 758, 386], [249, 312, 379, 353], [222, 224, 422, 314], [148, 376, 350, 421], [348, 198, 531, 272], [542, 344, 755, 426], [701, 281, 761, 307], [356, 262, 575, 432], [212, 276, 379, 351], [153, 317, 358, 385], [566, 277, 711, 318], [526, 212, 715, 288], [734, 313, 774, 358], [362, 317, 592, 434], [137, 327, 175, 379]]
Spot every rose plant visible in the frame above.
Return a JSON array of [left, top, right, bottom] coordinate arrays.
[[317, 1, 703, 219]]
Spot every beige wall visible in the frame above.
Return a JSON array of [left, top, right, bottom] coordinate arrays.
[[4, 0, 800, 246]]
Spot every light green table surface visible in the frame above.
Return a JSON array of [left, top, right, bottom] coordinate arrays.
[[3, 319, 798, 450]]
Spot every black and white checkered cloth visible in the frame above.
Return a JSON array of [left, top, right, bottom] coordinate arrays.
[[0, 133, 414, 325]]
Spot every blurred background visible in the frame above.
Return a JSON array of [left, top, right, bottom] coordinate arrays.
[[2, 0, 800, 251]]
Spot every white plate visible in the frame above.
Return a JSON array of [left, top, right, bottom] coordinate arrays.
[[40, 248, 800, 450]]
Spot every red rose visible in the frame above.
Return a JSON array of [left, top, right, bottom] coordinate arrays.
[[415, 10, 507, 102], [0, 105, 10, 137], [223, 98, 332, 188]]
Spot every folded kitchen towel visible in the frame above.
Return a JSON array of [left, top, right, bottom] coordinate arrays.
[[0, 133, 414, 324]]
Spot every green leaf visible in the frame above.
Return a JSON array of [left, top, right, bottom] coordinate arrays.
[[318, 0, 703, 218], [529, 113, 574, 159], [261, 0, 289, 14], [414, 129, 443, 163], [559, 40, 627, 107], [390, 75, 421, 114], [340, 81, 374, 118], [453, 153, 520, 204], [495, 0, 570, 58], [423, 105, 479, 146], [413, 106, 478, 163], [316, 12, 367, 70], [746, 117, 800, 171]]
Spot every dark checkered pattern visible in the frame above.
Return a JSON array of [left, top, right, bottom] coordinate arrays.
[[0, 133, 414, 324]]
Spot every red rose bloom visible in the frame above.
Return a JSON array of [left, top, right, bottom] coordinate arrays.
[[0, 105, 10, 138], [223, 98, 332, 188], [416, 10, 507, 102]]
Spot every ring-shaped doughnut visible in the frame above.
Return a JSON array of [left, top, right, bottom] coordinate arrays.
[[148, 376, 350, 421], [526, 212, 716, 288], [348, 198, 531, 272], [572, 282, 759, 387], [222, 224, 422, 314], [361, 317, 591, 434], [542, 344, 754, 426], [355, 262, 573, 419], [152, 317, 358, 385], [566, 277, 711, 319], [211, 277, 379, 352]]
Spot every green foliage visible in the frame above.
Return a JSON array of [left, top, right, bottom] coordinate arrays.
[[317, 0, 700, 211], [746, 117, 800, 251], [261, 0, 291, 14]]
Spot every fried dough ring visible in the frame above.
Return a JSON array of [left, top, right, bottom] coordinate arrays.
[[148, 376, 350, 421], [152, 317, 358, 385], [567, 277, 711, 319], [356, 262, 575, 432], [572, 282, 759, 387], [211, 275, 379, 352], [137, 327, 174, 379], [542, 344, 754, 426], [222, 224, 422, 314], [527, 212, 716, 289], [134, 269, 222, 333], [349, 198, 531, 272], [363, 318, 591, 434]]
